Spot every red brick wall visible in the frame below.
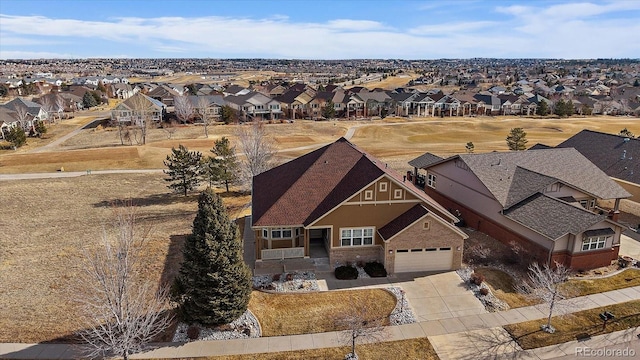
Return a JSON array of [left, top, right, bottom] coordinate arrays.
[[424, 188, 550, 264], [425, 187, 617, 270]]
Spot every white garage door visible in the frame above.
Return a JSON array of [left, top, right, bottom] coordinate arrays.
[[394, 247, 453, 273]]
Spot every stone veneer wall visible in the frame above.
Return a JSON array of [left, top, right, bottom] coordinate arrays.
[[329, 245, 383, 268]]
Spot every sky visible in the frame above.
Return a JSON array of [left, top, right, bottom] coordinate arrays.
[[0, 0, 639, 59]]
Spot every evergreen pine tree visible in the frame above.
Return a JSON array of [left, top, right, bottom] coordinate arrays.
[[536, 100, 549, 116], [506, 127, 528, 151], [565, 100, 574, 117], [173, 189, 252, 326], [554, 99, 566, 117], [163, 145, 203, 196]]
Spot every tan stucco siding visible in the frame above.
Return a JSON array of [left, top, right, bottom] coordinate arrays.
[[384, 214, 464, 273], [314, 202, 419, 248]]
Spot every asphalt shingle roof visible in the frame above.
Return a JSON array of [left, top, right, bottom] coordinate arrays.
[[378, 204, 428, 240], [252, 138, 454, 227], [456, 148, 631, 208], [556, 129, 640, 185], [408, 153, 444, 169], [504, 193, 607, 240]]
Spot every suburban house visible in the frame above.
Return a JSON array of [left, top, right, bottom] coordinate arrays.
[[414, 148, 631, 270], [556, 130, 640, 203], [251, 137, 468, 274], [0, 107, 19, 138], [0, 97, 47, 130], [225, 91, 282, 121], [187, 95, 226, 122], [110, 92, 165, 125]]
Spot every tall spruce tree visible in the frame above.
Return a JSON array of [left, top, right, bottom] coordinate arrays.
[[172, 189, 252, 326], [506, 127, 528, 151]]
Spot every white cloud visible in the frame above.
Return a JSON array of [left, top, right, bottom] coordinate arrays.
[[0, 2, 639, 59]]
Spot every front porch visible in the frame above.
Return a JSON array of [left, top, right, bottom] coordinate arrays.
[[253, 225, 331, 275]]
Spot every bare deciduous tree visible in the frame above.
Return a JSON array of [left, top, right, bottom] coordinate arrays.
[[335, 296, 388, 359], [518, 262, 573, 333], [129, 94, 156, 145], [13, 103, 32, 132], [162, 120, 178, 139], [197, 96, 214, 138], [236, 120, 277, 187], [174, 95, 194, 124], [75, 205, 172, 360]]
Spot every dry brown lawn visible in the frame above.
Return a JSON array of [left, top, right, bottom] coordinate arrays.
[[0, 173, 248, 343], [505, 300, 640, 350], [180, 337, 439, 360], [564, 268, 640, 296], [249, 289, 397, 337]]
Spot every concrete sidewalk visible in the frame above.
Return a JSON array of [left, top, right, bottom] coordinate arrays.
[[1, 285, 638, 359]]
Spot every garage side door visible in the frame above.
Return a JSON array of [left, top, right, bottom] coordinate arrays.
[[394, 247, 453, 273]]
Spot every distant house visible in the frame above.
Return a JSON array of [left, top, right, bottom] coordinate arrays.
[[110, 92, 165, 125], [225, 91, 281, 121], [187, 95, 226, 122], [415, 148, 630, 270], [556, 130, 640, 203], [0, 97, 47, 130], [252, 137, 467, 273]]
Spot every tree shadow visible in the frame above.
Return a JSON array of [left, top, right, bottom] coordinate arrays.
[[159, 234, 187, 289], [93, 193, 198, 208], [454, 327, 526, 360]]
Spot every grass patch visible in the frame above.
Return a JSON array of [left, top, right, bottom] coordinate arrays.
[[248, 289, 397, 337], [158, 337, 438, 360], [564, 268, 640, 296], [0, 174, 246, 343], [504, 300, 640, 350], [474, 268, 540, 308]]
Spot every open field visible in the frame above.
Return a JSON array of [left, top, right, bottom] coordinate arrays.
[[1, 116, 638, 175], [0, 173, 252, 343]]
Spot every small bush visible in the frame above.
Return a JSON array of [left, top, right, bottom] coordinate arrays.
[[286, 273, 293, 281], [470, 272, 485, 286], [187, 325, 200, 340], [272, 273, 281, 282], [479, 288, 489, 296], [363, 261, 387, 277], [335, 265, 358, 280]]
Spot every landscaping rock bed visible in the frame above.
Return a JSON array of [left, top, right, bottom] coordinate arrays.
[[172, 309, 261, 342], [252, 271, 320, 292], [457, 267, 509, 312], [387, 286, 416, 325]]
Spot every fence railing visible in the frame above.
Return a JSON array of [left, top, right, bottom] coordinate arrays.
[[261, 247, 305, 260]]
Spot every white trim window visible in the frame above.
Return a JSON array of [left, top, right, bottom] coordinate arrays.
[[582, 236, 607, 251], [262, 229, 268, 238], [379, 182, 388, 192], [427, 174, 437, 188], [394, 189, 403, 199], [270, 228, 292, 239], [340, 227, 374, 246], [364, 190, 373, 200]]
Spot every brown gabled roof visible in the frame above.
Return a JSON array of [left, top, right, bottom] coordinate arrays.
[[252, 138, 456, 227], [378, 204, 429, 241]]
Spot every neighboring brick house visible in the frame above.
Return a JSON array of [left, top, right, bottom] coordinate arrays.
[[555, 130, 640, 203], [414, 148, 630, 270], [252, 138, 467, 274]]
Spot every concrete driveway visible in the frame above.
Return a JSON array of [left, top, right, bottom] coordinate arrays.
[[620, 234, 640, 260]]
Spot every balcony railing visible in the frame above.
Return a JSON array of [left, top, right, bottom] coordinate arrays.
[[261, 247, 304, 260]]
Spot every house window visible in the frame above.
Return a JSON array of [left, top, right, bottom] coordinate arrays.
[[589, 199, 596, 209], [271, 228, 292, 239], [423, 221, 430, 230], [582, 236, 607, 251], [394, 189, 403, 199], [262, 229, 268, 238], [364, 190, 373, 200], [579, 200, 588, 209], [379, 182, 388, 192], [340, 227, 374, 246], [544, 183, 560, 193], [427, 174, 437, 188]]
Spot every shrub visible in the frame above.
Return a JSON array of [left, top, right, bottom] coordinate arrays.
[[285, 273, 293, 281], [186, 325, 200, 340], [335, 265, 358, 280], [363, 261, 387, 277], [479, 288, 489, 296], [470, 272, 485, 286], [272, 273, 281, 282]]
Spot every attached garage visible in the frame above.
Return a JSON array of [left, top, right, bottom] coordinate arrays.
[[394, 247, 453, 273]]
